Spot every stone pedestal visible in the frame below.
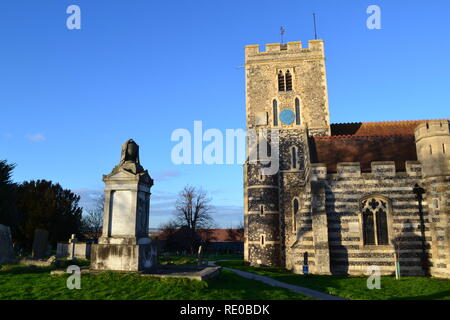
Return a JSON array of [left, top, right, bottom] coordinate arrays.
[[90, 139, 157, 272]]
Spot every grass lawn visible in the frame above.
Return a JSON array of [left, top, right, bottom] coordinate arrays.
[[216, 260, 450, 300], [0, 264, 312, 300]]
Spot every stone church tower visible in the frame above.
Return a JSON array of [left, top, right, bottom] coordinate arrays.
[[244, 40, 331, 267], [244, 39, 450, 278]]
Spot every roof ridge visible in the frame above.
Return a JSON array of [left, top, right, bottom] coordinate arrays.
[[331, 119, 449, 126], [316, 133, 415, 139]]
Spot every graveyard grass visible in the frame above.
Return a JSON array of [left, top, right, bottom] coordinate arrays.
[[0, 264, 313, 300], [216, 260, 450, 300]]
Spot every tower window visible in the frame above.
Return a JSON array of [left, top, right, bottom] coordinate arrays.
[[278, 71, 285, 92], [273, 100, 278, 126], [291, 147, 297, 169], [261, 235, 265, 246], [295, 98, 301, 125], [260, 205, 264, 216], [293, 198, 299, 233], [285, 70, 292, 91], [361, 197, 389, 245]]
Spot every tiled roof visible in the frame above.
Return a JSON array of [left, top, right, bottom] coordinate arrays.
[[330, 119, 448, 136], [156, 228, 244, 242], [311, 134, 417, 173], [309, 119, 444, 173]]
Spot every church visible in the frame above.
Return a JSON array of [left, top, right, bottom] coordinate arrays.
[[243, 39, 450, 278]]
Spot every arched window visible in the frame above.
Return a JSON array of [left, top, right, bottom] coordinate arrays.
[[285, 70, 292, 91], [295, 98, 301, 125], [361, 197, 389, 245], [261, 235, 265, 246], [260, 205, 264, 216], [291, 147, 297, 169], [273, 100, 278, 126], [293, 198, 299, 233], [278, 71, 285, 91]]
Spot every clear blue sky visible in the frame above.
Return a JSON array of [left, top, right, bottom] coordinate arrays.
[[1, 0, 449, 228]]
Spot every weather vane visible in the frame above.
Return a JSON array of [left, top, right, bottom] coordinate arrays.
[[280, 26, 285, 44]]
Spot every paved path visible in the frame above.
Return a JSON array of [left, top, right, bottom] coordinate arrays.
[[210, 261, 345, 301]]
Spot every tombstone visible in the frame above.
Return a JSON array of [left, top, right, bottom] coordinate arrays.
[[197, 245, 204, 267], [0, 224, 17, 265], [56, 243, 69, 258], [90, 139, 157, 272], [32, 229, 49, 259], [68, 234, 77, 260]]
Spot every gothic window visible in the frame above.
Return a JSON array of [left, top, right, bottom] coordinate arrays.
[[361, 197, 389, 245], [285, 70, 293, 91], [273, 100, 278, 126], [278, 71, 285, 91], [291, 147, 298, 169], [295, 98, 301, 125]]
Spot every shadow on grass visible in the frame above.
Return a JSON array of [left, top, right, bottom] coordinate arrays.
[[0, 264, 55, 275]]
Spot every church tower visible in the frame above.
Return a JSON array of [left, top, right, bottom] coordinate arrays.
[[244, 40, 331, 266]]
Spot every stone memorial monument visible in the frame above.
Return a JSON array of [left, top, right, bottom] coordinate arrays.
[[32, 229, 49, 259], [0, 224, 17, 265], [90, 139, 157, 272]]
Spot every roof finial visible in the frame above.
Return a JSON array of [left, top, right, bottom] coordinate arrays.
[[280, 26, 285, 44], [313, 13, 318, 40]]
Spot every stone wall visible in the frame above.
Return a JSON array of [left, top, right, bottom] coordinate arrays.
[[286, 161, 432, 276]]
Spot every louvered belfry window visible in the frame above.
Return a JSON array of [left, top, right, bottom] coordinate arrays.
[[361, 197, 389, 245], [285, 70, 292, 91], [278, 71, 285, 91]]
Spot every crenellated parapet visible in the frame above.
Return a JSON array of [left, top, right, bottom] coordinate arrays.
[[245, 40, 325, 62], [309, 161, 423, 180]]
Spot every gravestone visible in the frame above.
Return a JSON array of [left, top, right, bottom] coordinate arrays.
[[90, 139, 157, 272], [0, 224, 17, 265], [32, 229, 49, 259], [197, 245, 204, 267]]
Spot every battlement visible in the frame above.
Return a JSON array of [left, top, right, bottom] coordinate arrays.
[[245, 40, 324, 61], [415, 120, 450, 142], [309, 161, 423, 180]]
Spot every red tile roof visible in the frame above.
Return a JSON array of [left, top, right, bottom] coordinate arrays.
[[156, 228, 244, 242], [311, 120, 449, 173]]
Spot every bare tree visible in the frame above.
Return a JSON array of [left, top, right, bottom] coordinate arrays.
[[81, 194, 104, 239], [173, 185, 215, 253]]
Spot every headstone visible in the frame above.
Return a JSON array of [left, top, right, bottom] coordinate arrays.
[[32, 229, 49, 259], [90, 139, 157, 272], [197, 245, 204, 267], [56, 243, 69, 258], [0, 224, 17, 265]]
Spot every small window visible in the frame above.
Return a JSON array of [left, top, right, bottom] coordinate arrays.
[[261, 235, 265, 246], [291, 147, 297, 169], [278, 71, 285, 92], [295, 98, 301, 125], [285, 70, 292, 91], [293, 198, 299, 233], [273, 100, 278, 126], [260, 205, 264, 215]]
